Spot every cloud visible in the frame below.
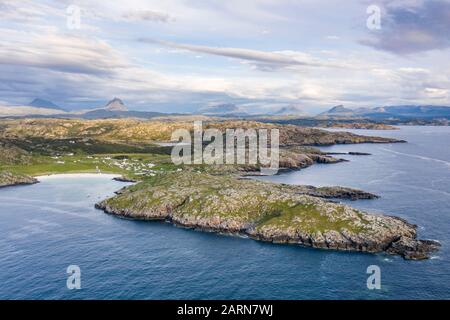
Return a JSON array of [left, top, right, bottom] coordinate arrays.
[[0, 29, 309, 110], [0, 31, 130, 76], [140, 39, 352, 71], [0, 29, 184, 107], [361, 0, 450, 54], [0, 0, 63, 23], [0, 0, 449, 111], [121, 10, 173, 23]]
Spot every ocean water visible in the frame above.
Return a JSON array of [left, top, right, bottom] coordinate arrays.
[[0, 126, 449, 299]]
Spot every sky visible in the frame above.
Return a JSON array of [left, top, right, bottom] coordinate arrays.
[[0, 0, 449, 114]]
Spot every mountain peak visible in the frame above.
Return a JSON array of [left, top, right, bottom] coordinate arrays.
[[274, 104, 306, 116], [199, 103, 240, 115], [328, 105, 352, 113], [29, 98, 64, 111], [105, 98, 128, 111]]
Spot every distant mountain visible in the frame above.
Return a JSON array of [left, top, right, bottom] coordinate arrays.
[[317, 105, 356, 118], [29, 98, 65, 111], [317, 105, 450, 120], [72, 98, 174, 119], [273, 105, 306, 116], [198, 103, 248, 116], [0, 97, 170, 119], [368, 105, 450, 119], [104, 98, 128, 112], [362, 105, 450, 120]]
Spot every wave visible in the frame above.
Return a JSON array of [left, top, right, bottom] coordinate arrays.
[[391, 183, 450, 198], [366, 171, 404, 185], [380, 148, 450, 168]]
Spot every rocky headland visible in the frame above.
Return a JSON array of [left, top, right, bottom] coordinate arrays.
[[0, 171, 38, 188], [96, 171, 440, 260]]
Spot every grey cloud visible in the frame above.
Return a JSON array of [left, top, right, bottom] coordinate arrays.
[[361, 0, 450, 54]]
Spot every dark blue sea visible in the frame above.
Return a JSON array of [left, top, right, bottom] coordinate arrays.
[[0, 126, 449, 299]]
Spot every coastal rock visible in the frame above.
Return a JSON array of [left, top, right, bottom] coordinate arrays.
[[0, 171, 38, 188], [113, 176, 137, 183], [326, 152, 372, 156], [96, 171, 438, 260], [386, 237, 441, 260], [348, 152, 371, 156], [297, 185, 379, 200], [277, 147, 347, 171]]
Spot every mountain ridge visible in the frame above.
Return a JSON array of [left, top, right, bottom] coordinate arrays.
[[104, 98, 128, 112], [29, 98, 65, 111], [318, 104, 450, 119]]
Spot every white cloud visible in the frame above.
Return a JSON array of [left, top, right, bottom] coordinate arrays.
[[143, 39, 354, 71], [0, 0, 448, 111]]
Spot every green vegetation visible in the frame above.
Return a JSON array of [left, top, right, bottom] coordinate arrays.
[[257, 203, 367, 234], [100, 171, 372, 235], [0, 131, 177, 179]]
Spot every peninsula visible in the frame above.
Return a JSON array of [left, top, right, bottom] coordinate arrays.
[[0, 118, 439, 259]]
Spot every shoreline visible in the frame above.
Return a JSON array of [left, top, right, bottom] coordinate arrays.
[[94, 169, 441, 260], [35, 173, 122, 180], [0, 155, 441, 260], [95, 199, 440, 260], [0, 171, 39, 189], [0, 172, 123, 189], [0, 122, 442, 261], [0, 179, 39, 189]]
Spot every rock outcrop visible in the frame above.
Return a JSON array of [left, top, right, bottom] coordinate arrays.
[[95, 171, 439, 260], [0, 171, 38, 188]]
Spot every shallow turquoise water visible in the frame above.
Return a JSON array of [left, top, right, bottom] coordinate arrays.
[[0, 126, 449, 299]]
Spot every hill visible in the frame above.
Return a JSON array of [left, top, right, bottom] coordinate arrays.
[[29, 98, 65, 111], [317, 105, 450, 120]]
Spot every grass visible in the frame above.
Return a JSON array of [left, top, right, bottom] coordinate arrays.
[[3, 137, 172, 156], [257, 203, 367, 234], [0, 152, 178, 178], [2, 155, 121, 176], [0, 133, 179, 178], [99, 170, 369, 236]]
